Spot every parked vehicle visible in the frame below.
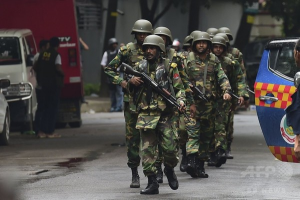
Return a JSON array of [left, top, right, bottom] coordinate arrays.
[[0, 0, 83, 128], [0, 79, 11, 145], [255, 38, 299, 163]]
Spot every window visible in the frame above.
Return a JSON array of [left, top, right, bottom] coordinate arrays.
[[0, 37, 22, 65], [25, 35, 37, 55], [269, 43, 298, 79]]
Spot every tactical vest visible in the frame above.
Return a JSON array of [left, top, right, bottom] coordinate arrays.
[[217, 56, 237, 96], [186, 52, 219, 99], [106, 50, 118, 66], [36, 48, 64, 88]]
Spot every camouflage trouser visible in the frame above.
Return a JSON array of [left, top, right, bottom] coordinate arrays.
[[227, 109, 235, 144], [186, 100, 216, 160], [141, 114, 179, 176], [124, 102, 140, 168], [213, 99, 231, 151]]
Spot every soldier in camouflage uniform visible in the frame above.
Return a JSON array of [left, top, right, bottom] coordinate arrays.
[[210, 35, 248, 167], [104, 19, 153, 188], [217, 29, 250, 159], [183, 32, 232, 178], [153, 27, 195, 178], [128, 35, 186, 194]]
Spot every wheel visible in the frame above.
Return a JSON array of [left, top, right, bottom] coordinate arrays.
[[0, 112, 10, 145], [69, 121, 82, 128]]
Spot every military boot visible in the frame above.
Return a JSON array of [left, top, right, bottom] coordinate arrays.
[[164, 167, 179, 190], [215, 148, 227, 168], [226, 142, 234, 159], [207, 152, 216, 166], [130, 167, 140, 188], [179, 147, 188, 172], [140, 175, 159, 195], [197, 160, 209, 178], [186, 153, 198, 178], [156, 165, 163, 183]]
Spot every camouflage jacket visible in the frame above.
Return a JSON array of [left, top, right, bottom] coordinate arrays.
[[133, 58, 186, 129], [185, 52, 231, 100], [229, 47, 246, 77], [104, 42, 144, 102]]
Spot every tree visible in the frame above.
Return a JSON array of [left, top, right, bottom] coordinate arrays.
[[264, 0, 300, 37]]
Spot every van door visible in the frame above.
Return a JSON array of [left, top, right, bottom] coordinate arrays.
[[255, 39, 299, 163]]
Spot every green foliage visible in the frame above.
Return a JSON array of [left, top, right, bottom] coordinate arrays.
[[84, 83, 100, 96]]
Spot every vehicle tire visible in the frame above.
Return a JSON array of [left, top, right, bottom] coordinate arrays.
[[0, 112, 10, 146], [69, 121, 82, 128]]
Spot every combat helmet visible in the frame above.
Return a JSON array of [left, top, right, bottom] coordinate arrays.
[[218, 27, 233, 41], [216, 33, 230, 45], [212, 35, 227, 48], [183, 35, 192, 47], [108, 38, 118, 46], [153, 27, 173, 45], [206, 28, 219, 39], [142, 35, 166, 53], [131, 19, 153, 34], [192, 32, 211, 47], [190, 30, 202, 39]]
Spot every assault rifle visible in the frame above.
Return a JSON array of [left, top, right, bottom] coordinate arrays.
[[119, 62, 191, 122], [246, 86, 255, 95], [189, 83, 208, 102]]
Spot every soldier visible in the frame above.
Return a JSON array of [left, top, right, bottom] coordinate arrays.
[[104, 19, 153, 188], [184, 32, 232, 178], [206, 27, 219, 39], [210, 35, 248, 167], [128, 35, 186, 194], [216, 31, 250, 159], [153, 26, 195, 179], [182, 35, 192, 53]]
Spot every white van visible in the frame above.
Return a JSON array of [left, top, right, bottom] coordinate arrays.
[[0, 29, 36, 132]]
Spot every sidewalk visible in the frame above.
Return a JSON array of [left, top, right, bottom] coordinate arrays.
[[81, 96, 111, 113]]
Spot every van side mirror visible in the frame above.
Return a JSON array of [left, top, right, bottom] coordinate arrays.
[[294, 72, 300, 88], [0, 79, 10, 89], [26, 55, 34, 67]]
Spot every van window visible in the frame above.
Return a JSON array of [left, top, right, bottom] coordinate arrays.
[[0, 37, 22, 65], [25, 35, 36, 55], [269, 43, 299, 78]]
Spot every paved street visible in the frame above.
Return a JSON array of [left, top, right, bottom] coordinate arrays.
[[0, 111, 299, 200]]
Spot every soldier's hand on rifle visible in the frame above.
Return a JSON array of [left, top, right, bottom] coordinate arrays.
[[190, 104, 196, 118], [223, 93, 232, 101], [120, 80, 128, 89], [129, 77, 143, 86], [238, 96, 244, 106], [179, 101, 186, 113]]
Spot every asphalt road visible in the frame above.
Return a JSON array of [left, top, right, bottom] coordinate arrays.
[[0, 111, 299, 200]]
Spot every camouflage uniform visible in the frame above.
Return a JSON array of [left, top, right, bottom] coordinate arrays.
[[105, 43, 144, 169], [132, 58, 186, 176], [185, 52, 231, 160]]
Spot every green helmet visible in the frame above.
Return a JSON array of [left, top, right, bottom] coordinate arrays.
[[216, 33, 230, 44], [206, 28, 219, 38], [153, 27, 173, 45], [142, 35, 165, 53], [218, 27, 233, 41], [212, 35, 226, 47], [183, 35, 192, 47], [189, 30, 202, 39], [192, 32, 211, 46], [131, 19, 153, 34]]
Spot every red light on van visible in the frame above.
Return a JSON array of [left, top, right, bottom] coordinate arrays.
[[68, 48, 77, 67]]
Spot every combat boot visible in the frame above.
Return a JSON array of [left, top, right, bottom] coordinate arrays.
[[179, 147, 187, 172], [140, 175, 159, 195], [215, 148, 227, 168], [130, 167, 140, 188], [226, 142, 234, 159], [197, 160, 209, 178], [156, 165, 163, 183], [186, 153, 198, 178], [207, 152, 216, 166], [164, 167, 179, 190]]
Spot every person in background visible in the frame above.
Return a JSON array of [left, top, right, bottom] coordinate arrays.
[[33, 37, 64, 138], [101, 38, 123, 112]]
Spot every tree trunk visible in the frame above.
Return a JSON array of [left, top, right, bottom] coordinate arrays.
[[99, 0, 118, 97], [188, 0, 201, 34]]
